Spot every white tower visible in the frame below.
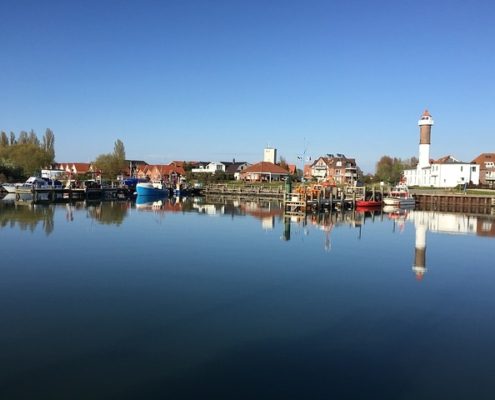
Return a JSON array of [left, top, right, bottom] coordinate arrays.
[[418, 110, 434, 169], [263, 147, 277, 164]]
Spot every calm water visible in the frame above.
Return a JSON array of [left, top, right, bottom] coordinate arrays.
[[1, 195, 495, 399]]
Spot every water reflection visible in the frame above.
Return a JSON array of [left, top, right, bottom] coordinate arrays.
[[0, 194, 55, 235], [382, 207, 495, 280], [2, 194, 494, 250]]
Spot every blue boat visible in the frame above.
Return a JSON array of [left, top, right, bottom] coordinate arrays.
[[136, 182, 169, 197]]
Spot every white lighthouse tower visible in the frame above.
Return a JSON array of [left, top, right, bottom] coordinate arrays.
[[418, 109, 434, 169]]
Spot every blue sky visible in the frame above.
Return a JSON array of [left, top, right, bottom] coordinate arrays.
[[1, 0, 494, 172]]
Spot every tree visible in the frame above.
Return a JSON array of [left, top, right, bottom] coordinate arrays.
[[0, 129, 55, 178], [18, 131, 28, 144], [375, 155, 404, 183], [42, 128, 55, 161], [279, 156, 288, 171], [113, 139, 125, 161], [0, 131, 8, 147], [94, 139, 127, 179], [28, 129, 39, 146]]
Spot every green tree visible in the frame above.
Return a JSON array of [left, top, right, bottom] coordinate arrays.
[[375, 155, 405, 183], [8, 143, 52, 176], [42, 128, 55, 161], [94, 139, 127, 179], [0, 131, 8, 147], [18, 131, 28, 144], [28, 129, 39, 146], [0, 129, 55, 178], [113, 139, 125, 161]]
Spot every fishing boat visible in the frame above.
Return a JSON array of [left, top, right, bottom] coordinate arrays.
[[383, 184, 415, 207], [355, 199, 382, 208], [355, 190, 383, 208], [136, 182, 169, 197]]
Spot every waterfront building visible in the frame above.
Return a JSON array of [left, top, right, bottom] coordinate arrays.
[[137, 164, 185, 182], [403, 110, 480, 187], [472, 153, 495, 187], [307, 154, 358, 184], [240, 162, 289, 181], [191, 161, 249, 179], [54, 162, 94, 176]]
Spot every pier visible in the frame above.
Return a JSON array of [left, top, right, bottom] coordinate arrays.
[[284, 185, 367, 215], [15, 187, 133, 203], [203, 183, 285, 199], [412, 192, 495, 214]]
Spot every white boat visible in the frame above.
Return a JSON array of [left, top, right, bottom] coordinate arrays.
[[1, 183, 20, 193], [383, 184, 416, 207], [15, 176, 63, 191]]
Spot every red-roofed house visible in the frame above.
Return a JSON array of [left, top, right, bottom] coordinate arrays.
[[55, 162, 94, 176], [240, 162, 289, 181], [472, 153, 495, 186], [143, 164, 186, 182]]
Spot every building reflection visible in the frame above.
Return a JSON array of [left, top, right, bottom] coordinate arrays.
[[384, 208, 495, 280], [2, 194, 494, 261]]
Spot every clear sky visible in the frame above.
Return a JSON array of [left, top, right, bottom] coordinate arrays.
[[1, 0, 494, 172]]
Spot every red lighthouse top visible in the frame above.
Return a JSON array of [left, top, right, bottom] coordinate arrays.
[[422, 109, 431, 117]]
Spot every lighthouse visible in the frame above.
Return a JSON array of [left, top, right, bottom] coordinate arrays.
[[418, 109, 434, 169]]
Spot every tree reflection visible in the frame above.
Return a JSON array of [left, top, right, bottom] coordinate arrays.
[[0, 200, 55, 236], [86, 201, 129, 225]]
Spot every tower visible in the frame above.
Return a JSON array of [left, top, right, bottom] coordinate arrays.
[[263, 147, 277, 164], [418, 109, 434, 169]]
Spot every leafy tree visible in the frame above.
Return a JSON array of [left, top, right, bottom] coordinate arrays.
[[42, 128, 55, 161], [94, 139, 127, 179], [113, 139, 125, 161], [0, 131, 8, 147], [28, 129, 39, 146], [18, 131, 28, 144], [375, 156, 404, 183], [0, 129, 55, 178]]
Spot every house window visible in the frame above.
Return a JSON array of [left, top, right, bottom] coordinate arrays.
[[472, 166, 476, 172], [460, 166, 463, 172], [336, 161, 342, 167]]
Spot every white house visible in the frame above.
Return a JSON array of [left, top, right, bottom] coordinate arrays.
[[191, 162, 226, 174], [191, 161, 249, 179]]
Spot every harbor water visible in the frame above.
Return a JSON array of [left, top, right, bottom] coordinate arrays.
[[1, 195, 495, 399]]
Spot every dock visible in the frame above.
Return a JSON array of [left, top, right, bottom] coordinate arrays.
[[15, 187, 133, 203], [284, 186, 366, 215], [203, 184, 285, 199], [412, 192, 495, 214]]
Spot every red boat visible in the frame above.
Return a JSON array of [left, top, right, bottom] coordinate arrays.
[[355, 200, 383, 208]]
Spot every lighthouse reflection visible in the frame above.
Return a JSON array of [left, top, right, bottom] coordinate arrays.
[[400, 209, 494, 280]]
